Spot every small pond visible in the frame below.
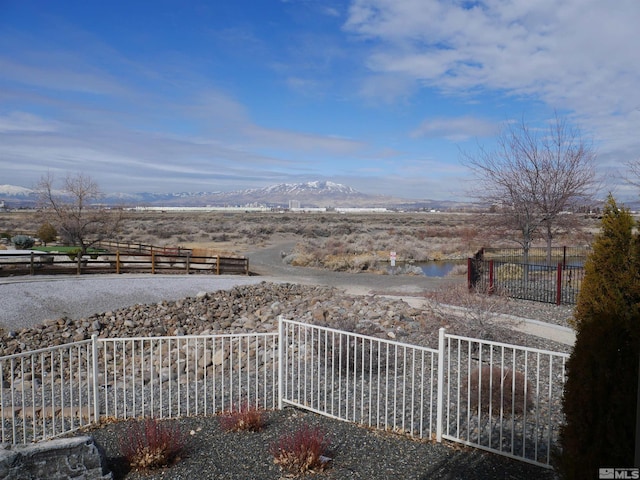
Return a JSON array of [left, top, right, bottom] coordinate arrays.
[[417, 261, 466, 277], [386, 260, 466, 277]]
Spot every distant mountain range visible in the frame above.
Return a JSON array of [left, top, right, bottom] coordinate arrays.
[[0, 181, 465, 210]]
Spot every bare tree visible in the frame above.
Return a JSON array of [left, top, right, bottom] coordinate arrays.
[[463, 114, 597, 262], [36, 172, 122, 256], [623, 158, 640, 188]]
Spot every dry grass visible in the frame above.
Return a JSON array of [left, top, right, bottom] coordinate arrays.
[[0, 211, 597, 273], [219, 403, 266, 432]]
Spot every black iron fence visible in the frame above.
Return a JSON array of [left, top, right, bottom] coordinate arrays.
[[481, 246, 590, 266], [468, 246, 590, 305]]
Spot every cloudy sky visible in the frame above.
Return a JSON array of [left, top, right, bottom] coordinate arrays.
[[0, 0, 637, 200]]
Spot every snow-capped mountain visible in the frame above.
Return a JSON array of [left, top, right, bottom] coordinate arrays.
[[260, 181, 358, 196], [0, 185, 35, 197], [0, 181, 398, 208], [0, 185, 37, 207], [210, 181, 374, 207]]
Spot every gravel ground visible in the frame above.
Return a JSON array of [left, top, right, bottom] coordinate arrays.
[[86, 407, 558, 480], [0, 274, 269, 331]]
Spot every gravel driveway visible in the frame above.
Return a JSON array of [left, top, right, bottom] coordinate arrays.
[[0, 274, 268, 331]]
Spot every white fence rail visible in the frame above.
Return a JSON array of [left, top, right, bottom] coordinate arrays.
[[98, 333, 279, 420], [441, 333, 569, 467], [279, 319, 441, 440], [0, 318, 569, 469], [0, 333, 278, 444], [0, 340, 97, 444]]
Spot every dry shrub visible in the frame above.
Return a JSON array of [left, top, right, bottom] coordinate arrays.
[[423, 284, 510, 340], [464, 365, 533, 415], [219, 402, 265, 432], [495, 263, 524, 281], [270, 423, 330, 475], [323, 254, 352, 271], [351, 254, 379, 272], [447, 263, 468, 276], [323, 253, 379, 272], [120, 418, 187, 471], [289, 252, 318, 267]]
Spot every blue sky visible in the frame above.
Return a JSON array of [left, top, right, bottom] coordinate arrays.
[[0, 0, 637, 200]]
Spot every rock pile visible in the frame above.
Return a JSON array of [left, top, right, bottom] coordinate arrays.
[[0, 282, 444, 357]]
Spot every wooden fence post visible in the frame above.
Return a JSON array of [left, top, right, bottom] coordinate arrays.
[[556, 262, 563, 305], [30, 252, 35, 275], [216, 255, 220, 275], [185, 253, 191, 274], [77, 253, 82, 275], [116, 250, 120, 274], [151, 251, 156, 274]]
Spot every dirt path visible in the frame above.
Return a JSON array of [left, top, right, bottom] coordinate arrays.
[[246, 240, 462, 296]]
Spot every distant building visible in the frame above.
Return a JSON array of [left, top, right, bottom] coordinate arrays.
[[290, 207, 327, 213], [288, 199, 301, 209], [335, 207, 389, 213], [0, 200, 5, 210]]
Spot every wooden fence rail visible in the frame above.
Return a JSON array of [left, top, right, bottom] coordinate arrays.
[[94, 240, 192, 257], [0, 251, 249, 276]]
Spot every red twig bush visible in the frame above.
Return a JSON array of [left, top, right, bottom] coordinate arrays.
[[270, 423, 331, 475], [465, 365, 533, 415], [119, 417, 187, 471], [219, 402, 266, 432]]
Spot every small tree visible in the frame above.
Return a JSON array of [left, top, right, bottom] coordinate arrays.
[[36, 222, 57, 246], [463, 114, 597, 263], [558, 195, 640, 479], [36, 172, 122, 256]]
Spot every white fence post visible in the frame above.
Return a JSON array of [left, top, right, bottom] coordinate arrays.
[[278, 316, 284, 410], [91, 334, 99, 423], [436, 327, 445, 443]]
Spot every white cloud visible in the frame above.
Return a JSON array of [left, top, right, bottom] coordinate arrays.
[[344, 0, 640, 116], [0, 112, 62, 133], [411, 116, 498, 141], [344, 0, 640, 190]]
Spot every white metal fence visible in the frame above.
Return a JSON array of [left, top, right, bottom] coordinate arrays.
[[0, 339, 97, 444], [278, 319, 441, 441], [0, 332, 278, 444], [441, 333, 568, 467], [0, 318, 569, 469]]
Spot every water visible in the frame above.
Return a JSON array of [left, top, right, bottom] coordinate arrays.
[[417, 261, 463, 277]]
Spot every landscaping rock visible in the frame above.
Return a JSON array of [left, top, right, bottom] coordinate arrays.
[[0, 281, 570, 359]]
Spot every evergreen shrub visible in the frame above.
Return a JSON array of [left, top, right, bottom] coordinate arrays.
[[558, 195, 640, 479]]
